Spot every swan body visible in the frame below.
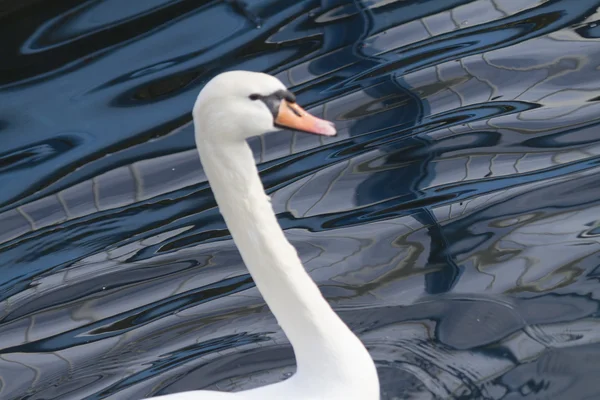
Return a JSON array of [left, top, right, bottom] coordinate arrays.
[[145, 71, 379, 400]]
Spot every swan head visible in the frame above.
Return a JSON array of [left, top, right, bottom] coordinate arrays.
[[193, 71, 336, 141]]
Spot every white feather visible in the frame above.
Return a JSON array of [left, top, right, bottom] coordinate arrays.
[[144, 71, 379, 400]]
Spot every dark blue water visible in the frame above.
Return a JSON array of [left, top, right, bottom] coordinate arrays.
[[2, 0, 600, 398]]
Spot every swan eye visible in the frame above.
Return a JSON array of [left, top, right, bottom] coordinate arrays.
[[249, 94, 261, 101]]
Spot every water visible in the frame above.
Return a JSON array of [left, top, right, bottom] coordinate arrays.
[[1, 0, 600, 398]]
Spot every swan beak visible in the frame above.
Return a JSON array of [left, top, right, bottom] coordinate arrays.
[[275, 100, 337, 136]]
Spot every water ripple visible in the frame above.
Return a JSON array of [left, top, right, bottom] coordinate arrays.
[[1, 0, 600, 399]]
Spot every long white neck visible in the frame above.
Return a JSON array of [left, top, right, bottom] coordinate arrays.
[[196, 136, 373, 377]]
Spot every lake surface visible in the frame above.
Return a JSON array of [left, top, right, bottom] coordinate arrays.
[[1, 0, 600, 398]]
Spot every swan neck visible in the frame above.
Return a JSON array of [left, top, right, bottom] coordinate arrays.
[[196, 137, 361, 371]]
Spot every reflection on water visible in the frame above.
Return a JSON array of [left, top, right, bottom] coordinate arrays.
[[1, 0, 600, 398]]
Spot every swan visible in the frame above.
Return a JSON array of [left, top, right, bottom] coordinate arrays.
[[145, 71, 379, 400]]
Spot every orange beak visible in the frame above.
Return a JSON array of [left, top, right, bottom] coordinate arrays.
[[275, 100, 337, 136]]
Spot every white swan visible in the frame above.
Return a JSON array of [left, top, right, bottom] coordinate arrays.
[[146, 71, 379, 400]]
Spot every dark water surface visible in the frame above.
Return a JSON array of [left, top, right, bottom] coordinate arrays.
[[2, 0, 600, 398]]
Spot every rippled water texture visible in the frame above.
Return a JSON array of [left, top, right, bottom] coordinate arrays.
[[2, 0, 600, 398]]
